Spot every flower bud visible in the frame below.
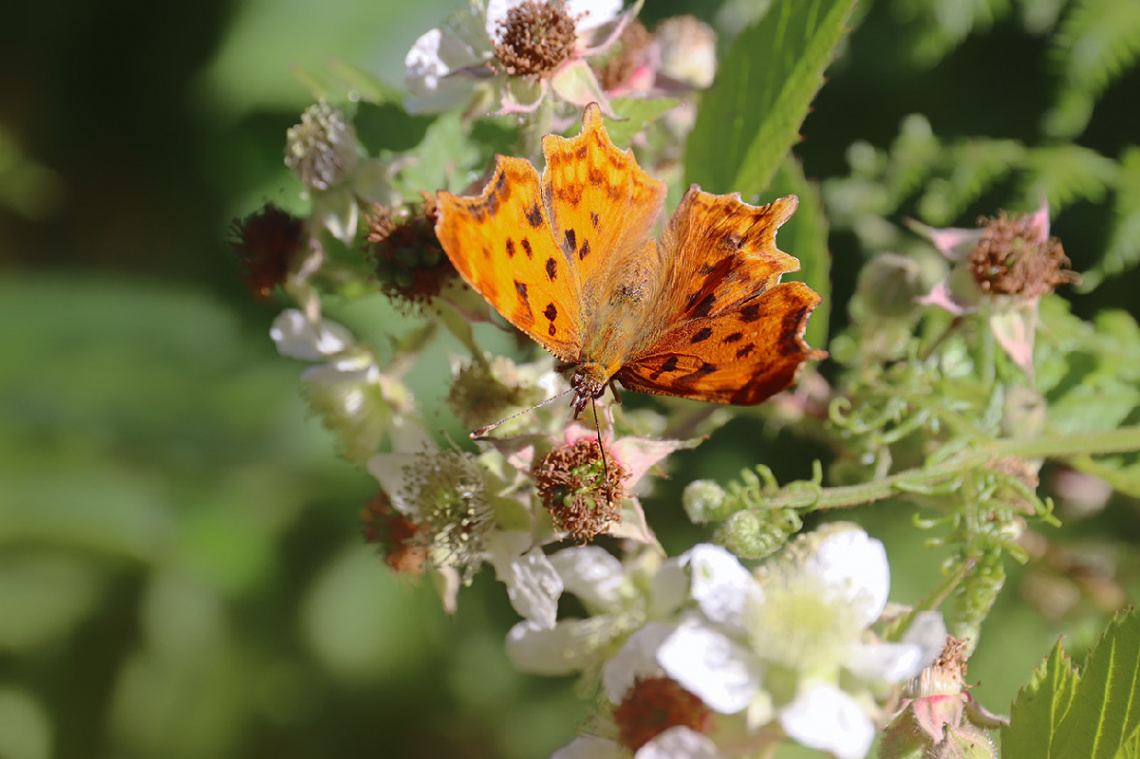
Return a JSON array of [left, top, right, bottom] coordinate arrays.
[[285, 101, 359, 191], [715, 507, 800, 559], [681, 479, 727, 524]]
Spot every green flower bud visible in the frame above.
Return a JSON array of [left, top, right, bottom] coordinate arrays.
[[682, 479, 727, 523], [715, 507, 800, 559]]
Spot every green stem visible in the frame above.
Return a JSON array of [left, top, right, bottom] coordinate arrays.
[[768, 425, 1140, 511]]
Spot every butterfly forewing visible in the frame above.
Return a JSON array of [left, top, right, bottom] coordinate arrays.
[[436, 156, 584, 362], [617, 281, 825, 404], [540, 106, 667, 314]]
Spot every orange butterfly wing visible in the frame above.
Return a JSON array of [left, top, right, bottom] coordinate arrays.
[[435, 155, 584, 362], [616, 189, 826, 404]]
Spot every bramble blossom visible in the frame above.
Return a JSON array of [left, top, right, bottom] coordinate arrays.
[[404, 0, 639, 116]]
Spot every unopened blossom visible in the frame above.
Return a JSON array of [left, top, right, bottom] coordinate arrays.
[[404, 0, 638, 116], [879, 636, 1006, 759], [285, 101, 408, 244], [653, 527, 947, 759], [912, 199, 1078, 374]]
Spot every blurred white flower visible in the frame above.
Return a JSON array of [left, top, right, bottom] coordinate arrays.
[[654, 526, 947, 759]]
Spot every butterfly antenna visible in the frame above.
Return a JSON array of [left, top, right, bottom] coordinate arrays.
[[471, 387, 576, 440], [590, 396, 611, 498]]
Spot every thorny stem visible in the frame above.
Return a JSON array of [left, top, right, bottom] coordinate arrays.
[[764, 425, 1140, 512]]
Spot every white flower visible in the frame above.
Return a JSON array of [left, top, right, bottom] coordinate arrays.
[[404, 0, 633, 116], [552, 726, 719, 759], [654, 526, 947, 759], [506, 545, 688, 675], [270, 308, 354, 360]]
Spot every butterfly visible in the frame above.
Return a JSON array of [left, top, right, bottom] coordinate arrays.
[[434, 103, 826, 419]]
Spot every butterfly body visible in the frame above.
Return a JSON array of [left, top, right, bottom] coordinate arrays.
[[435, 104, 826, 419]]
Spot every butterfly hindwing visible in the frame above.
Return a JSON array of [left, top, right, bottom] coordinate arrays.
[[653, 190, 803, 326], [616, 281, 825, 405], [436, 155, 584, 362]]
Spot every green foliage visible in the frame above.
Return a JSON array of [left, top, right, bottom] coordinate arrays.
[[684, 0, 857, 195], [1044, 0, 1140, 137], [1004, 609, 1140, 758]]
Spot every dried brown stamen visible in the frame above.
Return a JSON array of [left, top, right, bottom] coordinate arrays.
[[533, 438, 627, 542], [968, 211, 1078, 298], [229, 203, 304, 299], [613, 677, 711, 752], [365, 195, 455, 310], [494, 0, 579, 78]]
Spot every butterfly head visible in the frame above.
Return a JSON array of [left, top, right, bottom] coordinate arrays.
[[569, 363, 610, 415]]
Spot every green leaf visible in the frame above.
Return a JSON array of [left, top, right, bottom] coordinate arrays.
[[684, 0, 856, 196], [770, 157, 831, 351], [1086, 146, 1140, 288], [1044, 0, 1140, 138], [1020, 145, 1119, 211], [1053, 610, 1140, 758], [600, 97, 682, 147], [1003, 637, 1080, 759], [1005, 611, 1140, 759]]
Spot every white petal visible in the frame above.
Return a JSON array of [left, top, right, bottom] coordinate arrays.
[[779, 682, 875, 759], [506, 618, 610, 675], [805, 527, 889, 628], [657, 621, 762, 714], [603, 622, 672, 703], [566, 0, 623, 32], [485, 0, 525, 40], [403, 27, 482, 114], [650, 556, 689, 618], [688, 544, 762, 634], [552, 736, 624, 759], [550, 545, 625, 611], [490, 537, 563, 629], [270, 309, 353, 360], [846, 640, 928, 684], [365, 452, 419, 516], [902, 611, 949, 670], [635, 726, 720, 759]]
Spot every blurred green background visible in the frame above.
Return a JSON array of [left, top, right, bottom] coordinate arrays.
[[2, 0, 1138, 757]]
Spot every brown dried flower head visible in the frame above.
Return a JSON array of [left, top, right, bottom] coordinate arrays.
[[366, 195, 456, 310], [361, 493, 428, 576], [968, 211, 1078, 298], [494, 0, 580, 78], [613, 677, 711, 752], [533, 438, 627, 542], [229, 203, 304, 299]]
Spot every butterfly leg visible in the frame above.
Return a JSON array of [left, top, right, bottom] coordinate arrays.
[[607, 379, 623, 406]]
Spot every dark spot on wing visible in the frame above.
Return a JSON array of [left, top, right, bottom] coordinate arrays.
[[738, 303, 763, 323], [590, 211, 600, 228], [482, 245, 491, 259], [505, 238, 516, 258], [555, 183, 584, 206], [699, 263, 716, 275], [649, 355, 680, 380], [723, 331, 744, 344], [692, 293, 717, 318], [690, 327, 713, 344], [544, 303, 557, 322], [575, 143, 588, 160], [779, 307, 809, 355], [521, 238, 533, 259], [736, 343, 755, 359], [564, 229, 577, 255], [587, 166, 606, 187], [546, 257, 558, 281], [723, 232, 744, 250], [579, 239, 590, 260], [514, 280, 533, 322], [494, 170, 510, 202], [525, 203, 543, 228]]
